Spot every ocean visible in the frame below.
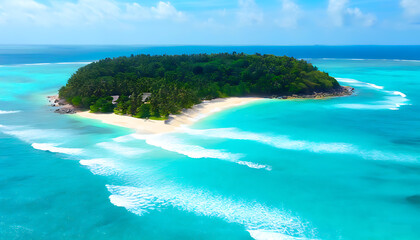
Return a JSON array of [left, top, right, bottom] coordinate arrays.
[[0, 46, 419, 240]]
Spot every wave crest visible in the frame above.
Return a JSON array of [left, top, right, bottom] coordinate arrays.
[[0, 110, 20, 114], [183, 128, 418, 162], [31, 143, 83, 155], [129, 133, 271, 170], [336, 78, 410, 110], [107, 184, 315, 239], [80, 158, 119, 176], [0, 125, 72, 143], [184, 128, 356, 154]]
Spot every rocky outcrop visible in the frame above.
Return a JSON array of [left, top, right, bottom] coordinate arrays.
[[54, 107, 76, 114], [270, 86, 354, 100], [47, 95, 76, 114]]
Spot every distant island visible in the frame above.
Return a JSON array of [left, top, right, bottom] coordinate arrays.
[[57, 53, 352, 119]]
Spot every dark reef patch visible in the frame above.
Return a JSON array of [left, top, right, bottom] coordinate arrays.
[[406, 195, 420, 205]]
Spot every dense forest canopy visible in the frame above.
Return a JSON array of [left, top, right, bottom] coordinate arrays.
[[59, 53, 340, 119]]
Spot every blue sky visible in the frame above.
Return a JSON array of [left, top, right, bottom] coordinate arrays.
[[0, 0, 419, 45]]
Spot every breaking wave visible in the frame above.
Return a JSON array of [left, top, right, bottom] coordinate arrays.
[[31, 143, 83, 155], [366, 83, 384, 90], [0, 125, 72, 143], [336, 78, 410, 110], [80, 158, 119, 176], [237, 160, 272, 170], [0, 125, 84, 156], [0, 110, 20, 114], [393, 59, 420, 63], [107, 184, 316, 239], [128, 134, 271, 170], [182, 128, 418, 162], [248, 230, 309, 240], [133, 134, 241, 160], [183, 128, 355, 154]]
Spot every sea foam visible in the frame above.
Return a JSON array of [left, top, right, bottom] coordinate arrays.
[[0, 110, 20, 114], [80, 158, 119, 176], [137, 134, 242, 160], [129, 133, 271, 170], [0, 125, 60, 143], [392, 91, 407, 98], [0, 125, 73, 143], [248, 230, 309, 240], [106, 184, 315, 239], [393, 59, 420, 63], [336, 78, 410, 110], [183, 128, 356, 154], [0, 124, 84, 155], [182, 128, 418, 162], [366, 83, 384, 89], [337, 78, 385, 90], [31, 143, 83, 155]]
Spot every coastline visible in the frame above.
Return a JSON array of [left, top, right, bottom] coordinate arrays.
[[56, 86, 353, 135], [75, 97, 264, 134]]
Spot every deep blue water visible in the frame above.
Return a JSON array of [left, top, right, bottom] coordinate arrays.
[[1, 45, 419, 65], [0, 46, 419, 240]]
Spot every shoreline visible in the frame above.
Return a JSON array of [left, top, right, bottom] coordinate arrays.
[[75, 97, 264, 134], [53, 86, 354, 135]]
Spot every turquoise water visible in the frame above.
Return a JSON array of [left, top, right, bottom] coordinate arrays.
[[0, 47, 419, 240]]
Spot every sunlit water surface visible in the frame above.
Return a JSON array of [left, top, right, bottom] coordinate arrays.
[[0, 46, 419, 240]]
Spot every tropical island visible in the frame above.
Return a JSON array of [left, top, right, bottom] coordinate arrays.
[[57, 53, 352, 120]]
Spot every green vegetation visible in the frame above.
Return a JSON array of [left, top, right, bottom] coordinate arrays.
[[59, 53, 340, 118]]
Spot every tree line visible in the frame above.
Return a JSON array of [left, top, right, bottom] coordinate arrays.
[[59, 53, 340, 119]]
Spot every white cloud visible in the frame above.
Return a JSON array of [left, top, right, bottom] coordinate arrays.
[[53, 0, 121, 25], [327, 0, 376, 27], [276, 0, 302, 28], [346, 7, 376, 27], [0, 0, 49, 25], [0, 0, 185, 26], [152, 2, 185, 20], [126, 1, 185, 21], [237, 0, 264, 25], [328, 0, 348, 26], [400, 0, 420, 20]]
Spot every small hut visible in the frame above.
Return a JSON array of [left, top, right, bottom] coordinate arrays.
[[142, 93, 152, 102], [111, 95, 119, 104]]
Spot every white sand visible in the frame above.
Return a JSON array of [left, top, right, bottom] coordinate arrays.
[[75, 97, 264, 134]]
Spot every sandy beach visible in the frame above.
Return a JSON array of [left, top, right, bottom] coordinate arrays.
[[75, 97, 264, 134]]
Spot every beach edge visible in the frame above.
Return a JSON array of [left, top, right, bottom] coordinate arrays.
[[74, 97, 265, 134]]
